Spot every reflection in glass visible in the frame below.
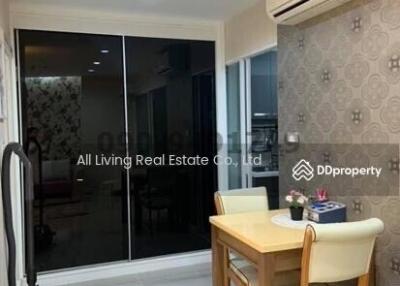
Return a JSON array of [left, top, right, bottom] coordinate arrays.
[[250, 50, 279, 210], [250, 51, 278, 172], [125, 37, 217, 259], [226, 63, 242, 189], [19, 30, 128, 271], [18, 30, 218, 270]]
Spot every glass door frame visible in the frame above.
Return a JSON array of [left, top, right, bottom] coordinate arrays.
[[226, 59, 251, 189], [16, 30, 131, 272], [10, 9, 226, 280], [226, 46, 278, 189]]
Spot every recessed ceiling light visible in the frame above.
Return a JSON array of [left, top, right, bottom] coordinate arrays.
[[93, 61, 101, 65], [88, 69, 95, 73], [101, 49, 109, 54]]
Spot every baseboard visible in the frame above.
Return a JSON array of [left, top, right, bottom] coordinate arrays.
[[37, 250, 212, 286]]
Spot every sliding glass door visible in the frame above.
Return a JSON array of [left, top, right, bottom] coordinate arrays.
[[19, 30, 128, 271], [124, 37, 216, 259], [18, 30, 217, 271], [226, 50, 279, 208], [226, 63, 244, 189]]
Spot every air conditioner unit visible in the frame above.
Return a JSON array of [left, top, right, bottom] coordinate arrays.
[[266, 0, 351, 25]]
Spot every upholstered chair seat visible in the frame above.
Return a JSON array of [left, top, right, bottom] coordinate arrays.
[[230, 257, 299, 286]]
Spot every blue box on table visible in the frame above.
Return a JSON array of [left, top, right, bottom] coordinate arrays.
[[307, 201, 346, 223]]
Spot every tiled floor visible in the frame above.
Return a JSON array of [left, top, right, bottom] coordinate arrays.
[[68, 263, 212, 286]]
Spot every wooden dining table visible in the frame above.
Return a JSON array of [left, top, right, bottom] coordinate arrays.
[[210, 209, 377, 286], [209, 209, 306, 286]]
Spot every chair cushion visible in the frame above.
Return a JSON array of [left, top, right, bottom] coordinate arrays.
[[230, 256, 299, 286], [230, 256, 257, 286]]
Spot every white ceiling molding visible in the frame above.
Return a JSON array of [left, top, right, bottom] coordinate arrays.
[[10, 2, 220, 41], [11, 0, 259, 21]]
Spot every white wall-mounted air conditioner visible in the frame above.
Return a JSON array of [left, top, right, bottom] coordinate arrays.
[[266, 0, 351, 25]]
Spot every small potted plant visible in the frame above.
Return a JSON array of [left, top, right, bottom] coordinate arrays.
[[286, 190, 308, 221]]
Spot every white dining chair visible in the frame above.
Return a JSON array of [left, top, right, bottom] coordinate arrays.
[[301, 218, 384, 286], [214, 187, 269, 215], [214, 187, 299, 286]]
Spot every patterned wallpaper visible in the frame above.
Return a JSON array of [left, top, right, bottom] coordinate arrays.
[[278, 0, 400, 285], [25, 76, 82, 161]]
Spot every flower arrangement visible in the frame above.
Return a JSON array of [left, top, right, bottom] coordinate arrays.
[[315, 187, 328, 202], [286, 190, 308, 221], [285, 190, 308, 208]]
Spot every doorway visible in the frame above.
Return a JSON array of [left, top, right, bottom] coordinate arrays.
[[226, 49, 279, 209]]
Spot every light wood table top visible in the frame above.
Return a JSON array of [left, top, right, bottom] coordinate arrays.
[[210, 209, 306, 253]]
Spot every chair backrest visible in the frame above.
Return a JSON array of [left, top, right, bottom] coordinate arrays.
[[214, 187, 269, 215], [301, 218, 384, 285]]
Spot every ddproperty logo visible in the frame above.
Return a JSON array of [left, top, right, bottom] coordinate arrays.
[[292, 159, 382, 182], [292, 159, 314, 181]]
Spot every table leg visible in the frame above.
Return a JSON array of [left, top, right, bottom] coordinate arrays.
[[212, 225, 225, 286], [258, 253, 275, 286], [223, 248, 230, 286], [370, 253, 376, 286]]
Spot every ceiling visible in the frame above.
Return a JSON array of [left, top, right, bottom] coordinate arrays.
[[12, 0, 260, 21]]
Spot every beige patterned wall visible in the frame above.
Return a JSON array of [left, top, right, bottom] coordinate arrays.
[[278, 0, 400, 285]]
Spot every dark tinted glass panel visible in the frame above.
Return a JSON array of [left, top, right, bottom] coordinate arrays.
[[19, 30, 128, 271], [125, 37, 217, 258], [226, 63, 242, 189], [250, 51, 279, 209]]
